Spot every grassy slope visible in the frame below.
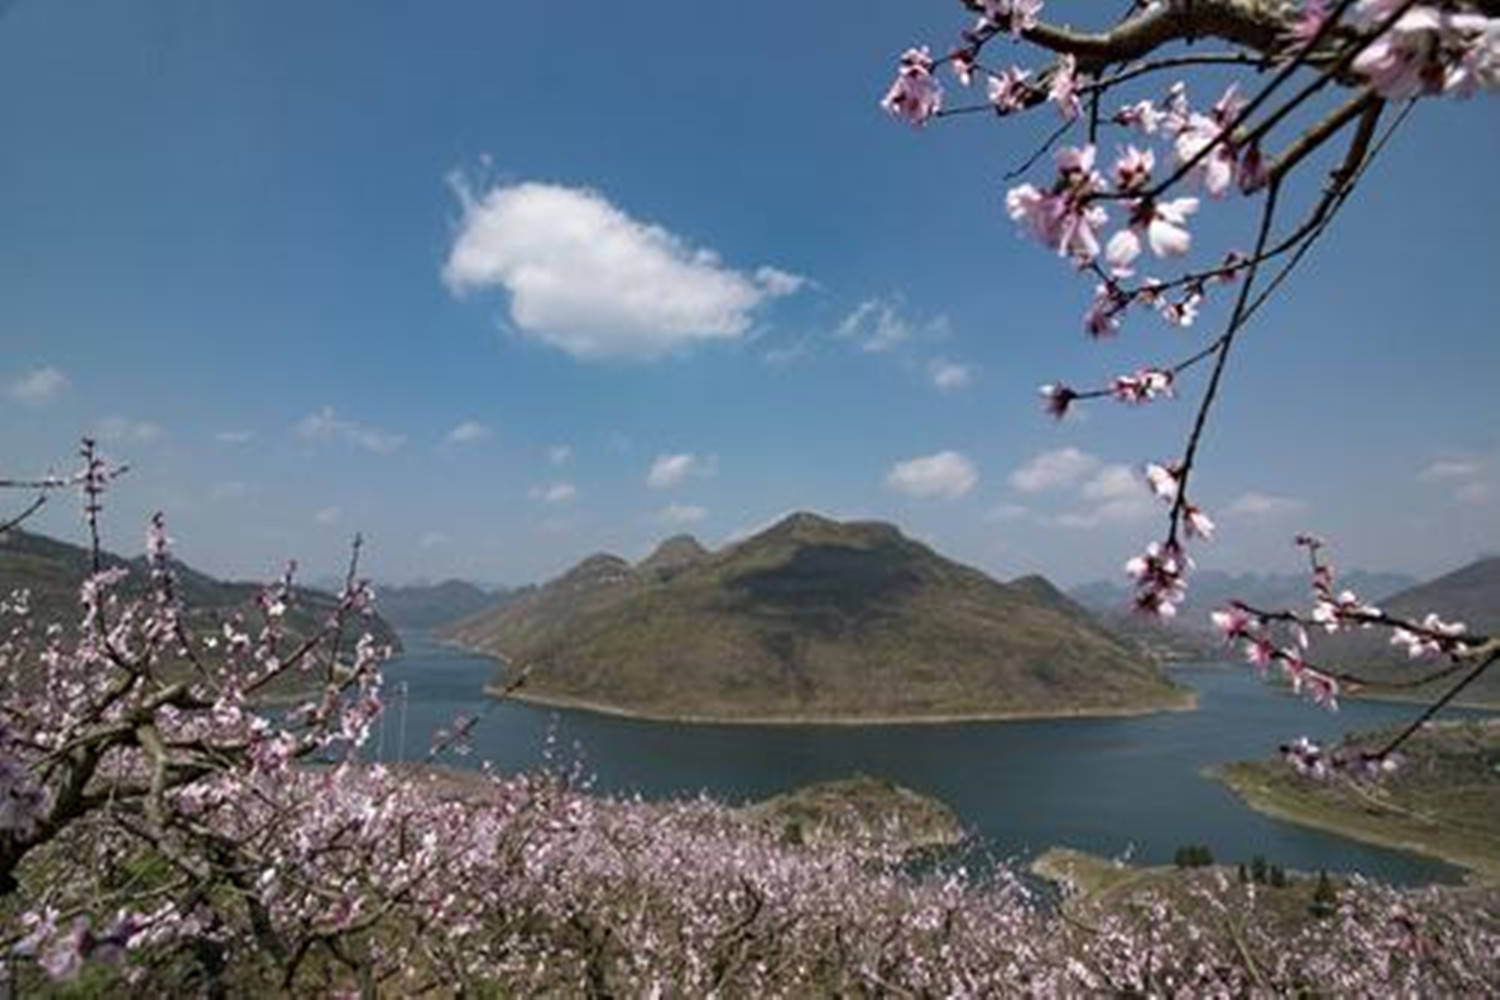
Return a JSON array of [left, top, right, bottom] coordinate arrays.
[[1208, 719, 1500, 883], [443, 513, 1191, 721]]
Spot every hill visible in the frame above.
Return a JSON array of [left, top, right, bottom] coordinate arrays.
[[374, 579, 507, 630], [0, 527, 400, 695], [1313, 557, 1500, 706], [1210, 718, 1500, 882], [439, 512, 1191, 722]]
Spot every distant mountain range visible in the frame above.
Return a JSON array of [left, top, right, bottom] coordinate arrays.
[[438, 512, 1191, 722], [373, 579, 513, 631], [0, 527, 400, 696]]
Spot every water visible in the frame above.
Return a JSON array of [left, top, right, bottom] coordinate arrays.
[[374, 632, 1492, 885]]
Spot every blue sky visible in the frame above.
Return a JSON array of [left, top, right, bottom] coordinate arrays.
[[1, 0, 1497, 590]]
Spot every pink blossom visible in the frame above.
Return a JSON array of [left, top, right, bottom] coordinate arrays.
[[1245, 635, 1276, 671], [1280, 0, 1329, 53], [880, 47, 943, 125], [986, 66, 1031, 114], [1112, 144, 1155, 193], [1083, 281, 1126, 336], [1282, 736, 1330, 778], [1210, 605, 1252, 640], [1113, 99, 1164, 134], [1184, 504, 1215, 540], [1144, 461, 1180, 502], [979, 0, 1044, 38], [1353, 9, 1500, 100], [1107, 197, 1198, 275], [1111, 367, 1173, 404], [1005, 146, 1110, 264], [1048, 54, 1081, 120], [1125, 540, 1190, 618], [951, 49, 977, 86]]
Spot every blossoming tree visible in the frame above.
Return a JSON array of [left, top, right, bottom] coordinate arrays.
[[881, 0, 1499, 774]]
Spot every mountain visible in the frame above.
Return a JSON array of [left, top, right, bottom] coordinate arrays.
[[0, 527, 400, 694], [637, 534, 709, 581], [374, 579, 508, 630], [1315, 557, 1500, 706], [439, 512, 1190, 722]]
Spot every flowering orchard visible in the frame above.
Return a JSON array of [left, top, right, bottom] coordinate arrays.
[[881, 0, 1499, 771], [0, 454, 1498, 993]]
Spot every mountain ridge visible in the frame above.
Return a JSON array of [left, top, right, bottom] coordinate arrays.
[[440, 512, 1191, 722]]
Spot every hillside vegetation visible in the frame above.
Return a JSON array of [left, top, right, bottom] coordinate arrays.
[[440, 512, 1190, 721], [0, 527, 400, 696]]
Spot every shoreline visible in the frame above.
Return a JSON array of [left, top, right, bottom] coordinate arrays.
[[480, 684, 1198, 726], [1204, 763, 1500, 886]]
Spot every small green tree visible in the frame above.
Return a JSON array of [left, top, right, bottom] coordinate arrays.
[[1250, 855, 1268, 885], [1310, 870, 1338, 918]]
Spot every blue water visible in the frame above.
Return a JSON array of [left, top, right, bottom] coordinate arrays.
[[373, 633, 1493, 885]]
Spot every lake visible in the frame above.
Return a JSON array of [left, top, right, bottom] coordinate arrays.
[[373, 632, 1492, 885]]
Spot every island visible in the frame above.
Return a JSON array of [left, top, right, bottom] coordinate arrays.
[[1207, 719, 1500, 883], [741, 775, 963, 854], [438, 511, 1193, 723]]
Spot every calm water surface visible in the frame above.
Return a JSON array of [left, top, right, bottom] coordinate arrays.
[[375, 633, 1492, 886]]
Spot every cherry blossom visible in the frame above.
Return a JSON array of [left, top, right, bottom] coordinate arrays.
[[1047, 53, 1081, 120], [880, 46, 943, 126], [986, 65, 1031, 114]]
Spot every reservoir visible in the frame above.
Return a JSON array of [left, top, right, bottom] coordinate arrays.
[[375, 632, 1491, 885]]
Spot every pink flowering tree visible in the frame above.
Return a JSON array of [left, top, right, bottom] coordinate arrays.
[[1, 445, 1498, 992], [881, 0, 1499, 771]]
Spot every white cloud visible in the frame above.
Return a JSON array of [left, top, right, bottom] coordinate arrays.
[[836, 299, 910, 353], [646, 452, 716, 489], [97, 416, 164, 445], [447, 420, 492, 444], [985, 502, 1028, 522], [1225, 491, 1306, 517], [314, 506, 341, 525], [420, 531, 452, 548], [297, 407, 406, 454], [763, 340, 811, 365], [928, 358, 973, 391], [1419, 458, 1482, 481], [8, 366, 68, 405], [443, 179, 805, 360], [886, 450, 978, 500], [528, 482, 577, 504], [215, 429, 254, 444], [1009, 447, 1099, 493], [658, 503, 708, 524], [548, 444, 573, 466], [1054, 464, 1154, 528], [835, 298, 950, 354], [1457, 481, 1492, 505]]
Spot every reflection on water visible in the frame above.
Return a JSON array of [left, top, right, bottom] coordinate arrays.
[[374, 632, 1492, 886]]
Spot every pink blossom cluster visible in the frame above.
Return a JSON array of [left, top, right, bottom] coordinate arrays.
[[1352, 0, 1500, 99]]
